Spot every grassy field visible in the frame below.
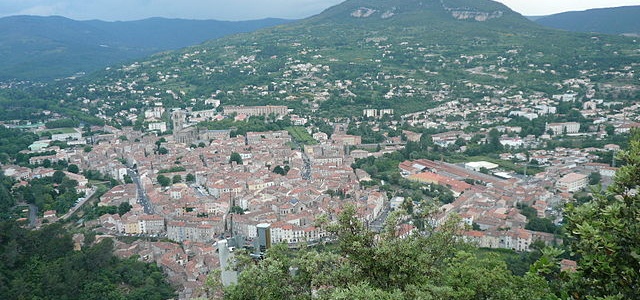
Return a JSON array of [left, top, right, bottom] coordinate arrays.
[[44, 127, 78, 134], [286, 126, 317, 145]]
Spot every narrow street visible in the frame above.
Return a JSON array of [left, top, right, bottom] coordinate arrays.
[[301, 151, 311, 180], [28, 204, 37, 227], [61, 188, 96, 220], [128, 168, 154, 214]]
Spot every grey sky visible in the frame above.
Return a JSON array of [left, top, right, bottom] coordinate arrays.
[[0, 0, 639, 21]]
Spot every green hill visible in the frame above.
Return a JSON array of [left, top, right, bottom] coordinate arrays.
[[34, 0, 640, 119]]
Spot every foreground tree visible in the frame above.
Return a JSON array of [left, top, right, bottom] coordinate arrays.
[[222, 205, 552, 299], [564, 130, 640, 299]]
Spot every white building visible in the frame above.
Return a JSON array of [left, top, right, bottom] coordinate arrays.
[[500, 137, 524, 148], [51, 128, 82, 141], [465, 161, 499, 172], [148, 122, 167, 133], [553, 93, 578, 102], [556, 173, 588, 192], [363, 109, 377, 118], [546, 122, 580, 135]]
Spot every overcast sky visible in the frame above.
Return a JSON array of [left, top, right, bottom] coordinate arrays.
[[0, 0, 639, 21]]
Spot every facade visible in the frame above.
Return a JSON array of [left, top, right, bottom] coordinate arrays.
[[148, 122, 167, 133], [363, 109, 394, 118], [256, 223, 271, 252], [463, 229, 534, 252], [223, 105, 289, 117], [270, 222, 324, 244], [167, 221, 216, 243], [331, 134, 362, 146], [546, 122, 580, 135], [51, 129, 82, 141], [139, 215, 166, 234], [556, 172, 588, 192]]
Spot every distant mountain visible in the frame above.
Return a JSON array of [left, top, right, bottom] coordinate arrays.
[[0, 16, 291, 81], [535, 6, 640, 36]]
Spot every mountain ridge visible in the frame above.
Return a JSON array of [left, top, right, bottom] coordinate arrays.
[[17, 0, 640, 121], [534, 6, 640, 36], [0, 15, 292, 81]]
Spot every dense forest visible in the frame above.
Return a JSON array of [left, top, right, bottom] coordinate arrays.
[[0, 111, 179, 299], [0, 222, 175, 299]]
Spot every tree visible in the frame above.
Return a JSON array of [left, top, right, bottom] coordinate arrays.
[[118, 202, 132, 216], [52, 170, 66, 184], [588, 171, 601, 185], [525, 217, 558, 234], [158, 147, 168, 155], [223, 205, 552, 299], [488, 128, 504, 152], [229, 152, 243, 165], [67, 164, 79, 174], [172, 175, 182, 184], [564, 130, 640, 299], [156, 175, 171, 187], [0, 222, 176, 299], [272, 165, 288, 175], [186, 173, 196, 183], [604, 124, 615, 136], [123, 174, 133, 184], [230, 205, 245, 214]]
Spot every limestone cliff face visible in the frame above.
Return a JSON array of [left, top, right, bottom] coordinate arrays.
[[441, 0, 504, 22], [449, 10, 504, 21], [349, 1, 505, 22], [351, 7, 377, 18]]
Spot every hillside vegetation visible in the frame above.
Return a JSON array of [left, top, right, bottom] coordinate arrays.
[[35, 0, 638, 123], [0, 222, 176, 299], [0, 16, 290, 81]]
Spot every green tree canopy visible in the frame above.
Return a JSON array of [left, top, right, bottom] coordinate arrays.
[[67, 164, 80, 174], [156, 175, 171, 187], [186, 173, 196, 183], [222, 205, 552, 299], [0, 222, 175, 299], [564, 130, 640, 299], [229, 152, 243, 165]]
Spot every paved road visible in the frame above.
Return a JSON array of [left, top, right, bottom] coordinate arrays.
[[369, 204, 391, 232], [128, 168, 154, 214], [291, 140, 312, 180], [28, 204, 37, 227], [301, 151, 311, 180], [61, 188, 96, 220]]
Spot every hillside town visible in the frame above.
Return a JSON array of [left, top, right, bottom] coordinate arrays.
[[0, 3, 638, 298], [1, 84, 636, 296]]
